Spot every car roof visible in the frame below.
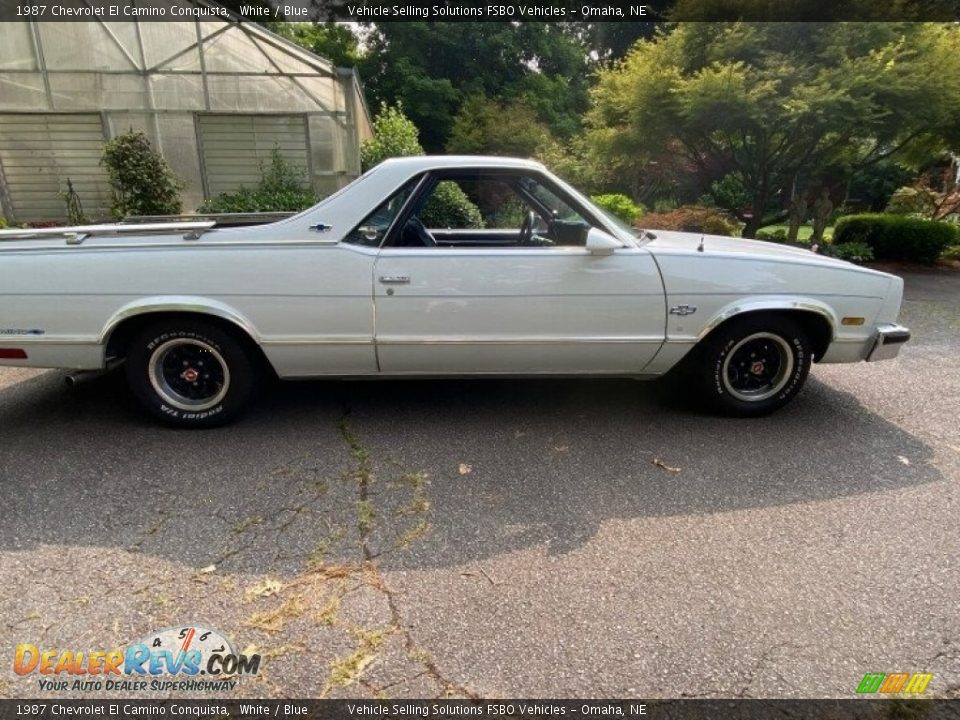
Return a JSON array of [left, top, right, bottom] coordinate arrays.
[[376, 155, 547, 172]]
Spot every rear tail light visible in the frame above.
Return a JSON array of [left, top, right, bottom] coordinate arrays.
[[0, 349, 28, 359]]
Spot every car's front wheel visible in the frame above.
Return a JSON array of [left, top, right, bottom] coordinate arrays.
[[696, 315, 812, 416], [125, 319, 256, 428]]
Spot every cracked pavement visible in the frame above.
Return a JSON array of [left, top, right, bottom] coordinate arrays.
[[0, 269, 958, 699]]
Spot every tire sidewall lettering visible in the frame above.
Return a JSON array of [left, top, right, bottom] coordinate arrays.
[[147, 331, 222, 354], [776, 336, 806, 400], [159, 403, 225, 421], [712, 339, 736, 396]]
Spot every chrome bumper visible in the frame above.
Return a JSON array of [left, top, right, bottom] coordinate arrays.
[[866, 323, 911, 362]]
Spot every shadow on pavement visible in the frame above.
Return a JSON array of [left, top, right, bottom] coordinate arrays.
[[0, 368, 941, 574]]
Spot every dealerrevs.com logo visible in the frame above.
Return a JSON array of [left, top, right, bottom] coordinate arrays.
[[14, 624, 260, 693], [856, 672, 933, 695]]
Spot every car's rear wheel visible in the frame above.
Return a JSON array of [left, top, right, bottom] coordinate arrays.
[[125, 319, 255, 428], [696, 315, 812, 416]]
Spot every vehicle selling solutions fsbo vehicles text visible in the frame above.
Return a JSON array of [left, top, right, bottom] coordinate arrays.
[[345, 4, 650, 18]]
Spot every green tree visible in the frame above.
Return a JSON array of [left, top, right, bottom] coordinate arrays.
[[560, 22, 661, 62], [359, 23, 591, 151], [269, 21, 360, 67], [587, 22, 960, 236], [447, 96, 552, 157]]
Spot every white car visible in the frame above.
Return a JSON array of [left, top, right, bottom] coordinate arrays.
[[0, 156, 909, 428]]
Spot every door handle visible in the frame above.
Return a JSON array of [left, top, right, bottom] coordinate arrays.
[[379, 275, 410, 284]]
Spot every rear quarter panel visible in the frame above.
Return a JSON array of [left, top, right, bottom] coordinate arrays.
[[0, 241, 377, 374]]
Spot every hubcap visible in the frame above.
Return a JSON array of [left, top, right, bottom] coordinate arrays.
[[721, 332, 794, 402], [147, 338, 230, 412]]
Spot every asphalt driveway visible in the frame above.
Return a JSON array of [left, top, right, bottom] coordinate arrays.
[[1, 270, 958, 699]]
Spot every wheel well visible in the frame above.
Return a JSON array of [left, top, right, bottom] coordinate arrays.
[[104, 311, 271, 369], [704, 309, 833, 362]]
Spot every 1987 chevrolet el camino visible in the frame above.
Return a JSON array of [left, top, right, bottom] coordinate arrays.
[[0, 156, 910, 428]]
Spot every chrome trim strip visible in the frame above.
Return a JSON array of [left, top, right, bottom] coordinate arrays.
[[0, 221, 215, 241], [0, 337, 99, 346], [0, 240, 341, 254], [98, 301, 260, 345], [669, 335, 869, 346], [375, 336, 664, 345], [829, 336, 876, 344], [262, 338, 373, 346], [697, 299, 837, 341], [281, 370, 662, 379], [262, 337, 663, 347]]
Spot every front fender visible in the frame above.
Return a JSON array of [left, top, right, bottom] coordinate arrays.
[[695, 296, 838, 341], [98, 296, 262, 346]]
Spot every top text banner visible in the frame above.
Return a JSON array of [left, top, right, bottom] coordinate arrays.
[[2, 0, 960, 22]]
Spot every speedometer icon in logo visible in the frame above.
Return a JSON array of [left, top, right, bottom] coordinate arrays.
[[126, 624, 258, 677]]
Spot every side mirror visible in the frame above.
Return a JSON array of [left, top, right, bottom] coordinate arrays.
[[585, 228, 623, 256]]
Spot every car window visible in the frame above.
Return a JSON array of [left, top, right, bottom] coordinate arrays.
[[393, 172, 593, 248], [517, 176, 583, 223], [342, 178, 419, 247]]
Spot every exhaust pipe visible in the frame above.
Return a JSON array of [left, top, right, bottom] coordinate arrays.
[[65, 358, 124, 387], [65, 370, 101, 387]]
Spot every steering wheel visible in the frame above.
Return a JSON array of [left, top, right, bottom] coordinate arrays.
[[403, 216, 437, 247], [519, 211, 537, 246]]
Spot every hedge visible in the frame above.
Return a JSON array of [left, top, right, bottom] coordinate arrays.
[[832, 214, 957, 265]]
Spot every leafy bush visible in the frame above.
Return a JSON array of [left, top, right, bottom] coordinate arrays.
[[830, 241, 875, 263], [198, 149, 317, 213], [591, 193, 644, 225], [421, 181, 484, 229], [832, 213, 958, 265], [0, 215, 7, 229], [756, 228, 788, 243], [199, 187, 317, 214], [101, 130, 182, 218], [361, 103, 423, 172], [886, 185, 940, 217], [942, 245, 960, 260], [642, 205, 740, 237], [705, 174, 750, 214]]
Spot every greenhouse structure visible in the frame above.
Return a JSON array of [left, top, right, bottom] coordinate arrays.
[[0, 12, 373, 223]]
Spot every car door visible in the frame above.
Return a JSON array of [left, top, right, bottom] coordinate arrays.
[[372, 170, 666, 375]]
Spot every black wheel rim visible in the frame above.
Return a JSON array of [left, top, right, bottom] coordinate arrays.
[[148, 339, 230, 411], [721, 332, 794, 402]]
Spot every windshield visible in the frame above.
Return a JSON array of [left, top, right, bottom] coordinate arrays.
[[594, 206, 643, 239]]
